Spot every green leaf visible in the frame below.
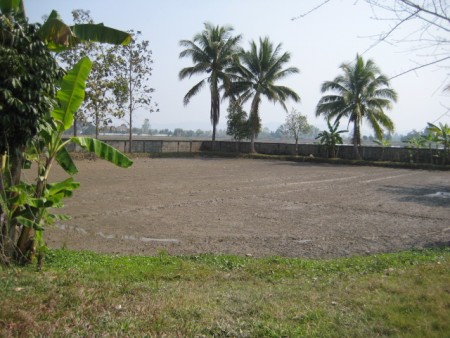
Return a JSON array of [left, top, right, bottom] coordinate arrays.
[[71, 24, 131, 46], [16, 216, 38, 228], [56, 146, 78, 175], [49, 214, 71, 221], [71, 137, 133, 168], [0, 0, 21, 16], [52, 57, 92, 132], [38, 10, 80, 51], [47, 178, 80, 197]]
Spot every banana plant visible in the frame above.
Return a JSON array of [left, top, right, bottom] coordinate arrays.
[[13, 57, 132, 264], [315, 119, 347, 158], [426, 122, 450, 165], [0, 0, 132, 265], [373, 136, 391, 161], [0, 0, 131, 49]]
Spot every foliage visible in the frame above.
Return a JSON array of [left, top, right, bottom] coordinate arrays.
[[0, 15, 61, 155], [141, 118, 151, 135], [226, 101, 252, 143], [0, 248, 449, 336], [283, 108, 311, 152], [315, 119, 347, 158], [179, 23, 242, 146], [113, 30, 158, 152], [426, 122, 450, 164], [1, 58, 133, 265], [227, 37, 300, 152], [316, 54, 397, 159], [0, 0, 132, 265], [373, 136, 391, 161], [57, 10, 126, 138]]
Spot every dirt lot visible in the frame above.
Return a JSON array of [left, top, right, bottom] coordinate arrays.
[[43, 158, 450, 258]]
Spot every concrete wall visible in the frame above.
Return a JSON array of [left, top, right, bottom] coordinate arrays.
[[66, 138, 445, 165]]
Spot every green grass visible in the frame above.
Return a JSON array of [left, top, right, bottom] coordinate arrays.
[[1, 248, 449, 337]]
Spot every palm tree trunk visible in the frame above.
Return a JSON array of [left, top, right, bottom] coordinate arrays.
[[353, 122, 361, 160], [212, 124, 216, 151], [250, 133, 256, 153], [210, 82, 220, 152], [249, 95, 260, 154]]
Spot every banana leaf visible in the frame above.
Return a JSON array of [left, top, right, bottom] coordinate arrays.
[[0, 0, 24, 18], [52, 57, 92, 132], [38, 10, 130, 52], [71, 137, 133, 168], [38, 10, 79, 51], [56, 146, 78, 175], [72, 23, 131, 46]]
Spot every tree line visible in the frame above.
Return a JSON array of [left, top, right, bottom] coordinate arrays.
[[57, 10, 158, 153], [179, 23, 400, 158]]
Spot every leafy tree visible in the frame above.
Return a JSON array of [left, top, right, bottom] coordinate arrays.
[[0, 0, 131, 265], [114, 31, 158, 152], [0, 13, 61, 187], [142, 118, 151, 135], [226, 101, 252, 147], [315, 120, 347, 158], [1, 58, 132, 265], [58, 10, 134, 139], [316, 54, 397, 159], [179, 23, 242, 149], [227, 37, 300, 153], [283, 108, 311, 153]]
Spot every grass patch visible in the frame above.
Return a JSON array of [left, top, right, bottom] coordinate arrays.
[[1, 248, 449, 337]]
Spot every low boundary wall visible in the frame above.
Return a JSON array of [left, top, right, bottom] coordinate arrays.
[[66, 138, 446, 165]]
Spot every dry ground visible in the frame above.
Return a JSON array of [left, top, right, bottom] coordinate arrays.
[[42, 158, 450, 258]]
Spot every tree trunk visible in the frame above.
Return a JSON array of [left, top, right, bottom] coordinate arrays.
[[128, 113, 132, 153], [212, 124, 216, 151], [353, 122, 361, 160], [329, 147, 336, 159], [0, 151, 22, 263], [95, 112, 99, 139], [73, 117, 78, 136], [250, 133, 256, 153]]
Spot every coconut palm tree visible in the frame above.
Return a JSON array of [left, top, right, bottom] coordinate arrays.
[[179, 23, 241, 148], [227, 37, 300, 153], [316, 54, 397, 159]]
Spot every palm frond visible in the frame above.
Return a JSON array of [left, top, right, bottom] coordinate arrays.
[[183, 79, 206, 106]]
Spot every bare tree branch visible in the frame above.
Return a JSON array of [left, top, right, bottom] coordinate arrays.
[[389, 56, 450, 80], [291, 0, 332, 20]]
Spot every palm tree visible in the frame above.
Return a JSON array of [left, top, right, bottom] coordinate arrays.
[[227, 37, 300, 153], [316, 54, 397, 159], [179, 23, 241, 148]]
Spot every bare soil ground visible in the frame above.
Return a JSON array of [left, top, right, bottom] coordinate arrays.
[[43, 158, 450, 258]]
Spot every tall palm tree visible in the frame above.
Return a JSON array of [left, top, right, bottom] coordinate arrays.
[[179, 23, 241, 148], [316, 54, 397, 159], [227, 37, 300, 153]]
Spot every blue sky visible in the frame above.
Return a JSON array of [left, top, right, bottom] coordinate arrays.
[[26, 0, 449, 135]]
